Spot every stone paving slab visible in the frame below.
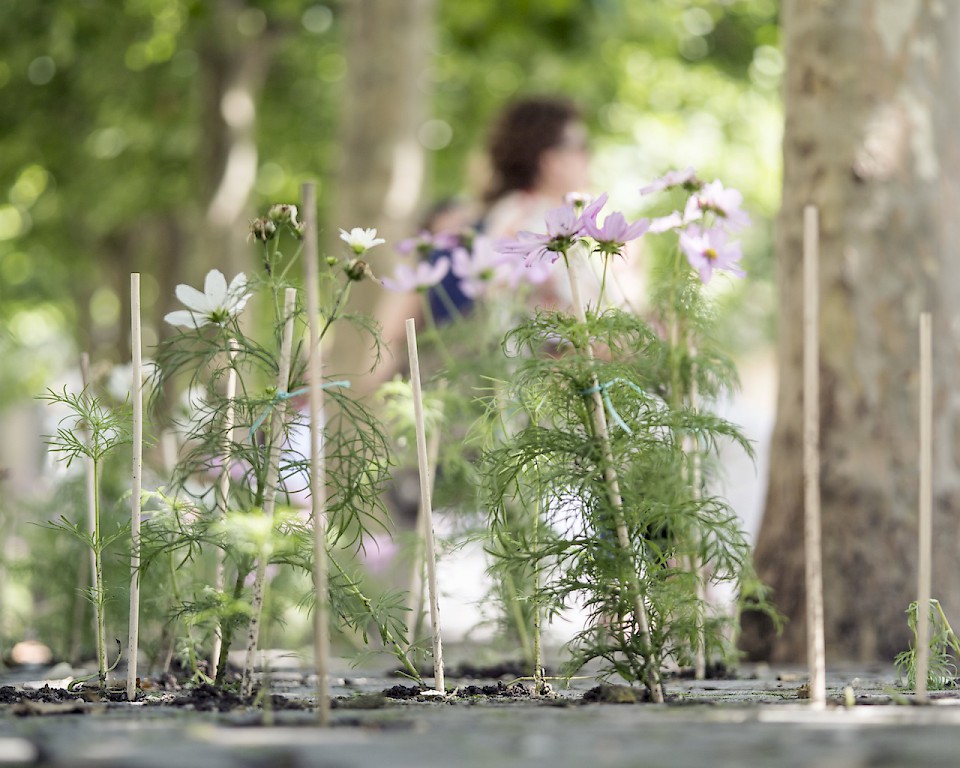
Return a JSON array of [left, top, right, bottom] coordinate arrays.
[[1, 663, 958, 767]]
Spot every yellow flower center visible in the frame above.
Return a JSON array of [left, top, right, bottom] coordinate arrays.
[[704, 247, 718, 262]]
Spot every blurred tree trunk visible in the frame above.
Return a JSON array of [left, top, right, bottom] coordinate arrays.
[[329, 0, 435, 389], [741, 0, 960, 661], [197, 1, 275, 281]]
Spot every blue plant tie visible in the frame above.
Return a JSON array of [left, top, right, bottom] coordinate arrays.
[[248, 380, 351, 439], [580, 377, 645, 435]]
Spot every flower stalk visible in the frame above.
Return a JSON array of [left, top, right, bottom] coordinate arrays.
[[211, 338, 238, 680], [564, 251, 664, 703], [240, 288, 298, 699]]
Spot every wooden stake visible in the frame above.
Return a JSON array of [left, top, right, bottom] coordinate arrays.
[[565, 254, 663, 702], [211, 338, 238, 680], [405, 318, 445, 694], [127, 273, 143, 700], [687, 344, 707, 681], [803, 205, 827, 707], [405, 427, 440, 651], [302, 182, 331, 725], [916, 312, 932, 701], [241, 288, 297, 699]]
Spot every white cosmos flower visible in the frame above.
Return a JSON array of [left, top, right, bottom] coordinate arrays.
[[339, 227, 386, 255], [164, 269, 252, 328]]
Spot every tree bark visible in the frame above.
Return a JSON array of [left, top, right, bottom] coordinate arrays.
[[742, 0, 960, 662], [328, 0, 434, 389], [197, 0, 275, 281]]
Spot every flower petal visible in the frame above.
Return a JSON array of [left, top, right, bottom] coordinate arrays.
[[204, 269, 228, 306], [175, 284, 214, 314], [165, 310, 207, 328]]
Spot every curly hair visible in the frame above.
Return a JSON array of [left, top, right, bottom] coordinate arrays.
[[484, 96, 582, 204]]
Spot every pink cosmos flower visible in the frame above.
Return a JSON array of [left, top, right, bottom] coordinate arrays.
[[380, 256, 451, 292], [639, 166, 699, 196], [451, 237, 515, 299], [648, 211, 685, 234], [679, 227, 746, 284], [396, 230, 462, 257], [683, 180, 750, 232], [501, 250, 553, 288], [496, 204, 584, 266], [582, 209, 650, 257], [395, 230, 437, 257]]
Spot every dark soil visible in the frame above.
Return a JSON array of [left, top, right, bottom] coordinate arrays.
[[399, 659, 552, 680], [667, 661, 739, 680], [454, 681, 532, 698], [581, 683, 650, 704], [150, 682, 312, 712], [380, 680, 534, 700], [0, 685, 82, 705], [381, 683, 425, 699]]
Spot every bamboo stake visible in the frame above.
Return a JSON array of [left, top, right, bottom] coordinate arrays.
[[405, 318, 445, 694], [687, 344, 707, 681], [405, 427, 440, 651], [802, 205, 827, 707], [302, 182, 331, 725], [127, 273, 143, 700], [241, 288, 297, 699], [565, 254, 663, 702], [916, 312, 932, 702], [210, 338, 238, 680]]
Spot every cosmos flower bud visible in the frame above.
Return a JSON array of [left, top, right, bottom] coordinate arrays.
[[268, 204, 299, 227], [344, 258, 373, 282], [249, 217, 277, 242]]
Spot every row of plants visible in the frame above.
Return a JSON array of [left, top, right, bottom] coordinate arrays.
[[15, 171, 773, 701]]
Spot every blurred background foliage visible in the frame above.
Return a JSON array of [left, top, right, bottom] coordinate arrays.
[[0, 0, 781, 657], [0, 0, 779, 403]]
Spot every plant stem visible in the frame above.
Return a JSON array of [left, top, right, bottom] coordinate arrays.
[[318, 282, 351, 342], [241, 288, 298, 699], [214, 568, 247, 686], [211, 338, 238, 679], [164, 548, 208, 682], [532, 490, 545, 695], [502, 569, 533, 666], [302, 182, 331, 725], [79, 354, 97, 666], [92, 459, 106, 694], [564, 253, 663, 703], [329, 555, 421, 681]]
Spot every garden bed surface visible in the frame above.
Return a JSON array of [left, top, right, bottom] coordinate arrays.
[[0, 659, 958, 767]]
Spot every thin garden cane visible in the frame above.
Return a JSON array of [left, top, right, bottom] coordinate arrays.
[[670, 311, 707, 679], [127, 273, 143, 701], [405, 426, 440, 652], [916, 312, 933, 702], [802, 205, 826, 707], [563, 251, 664, 703], [405, 317, 445, 694], [240, 287, 298, 699], [686, 342, 707, 681], [302, 182, 331, 725], [210, 338, 238, 680]]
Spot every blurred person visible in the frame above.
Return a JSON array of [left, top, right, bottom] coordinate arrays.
[[483, 96, 591, 241], [481, 96, 638, 311]]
